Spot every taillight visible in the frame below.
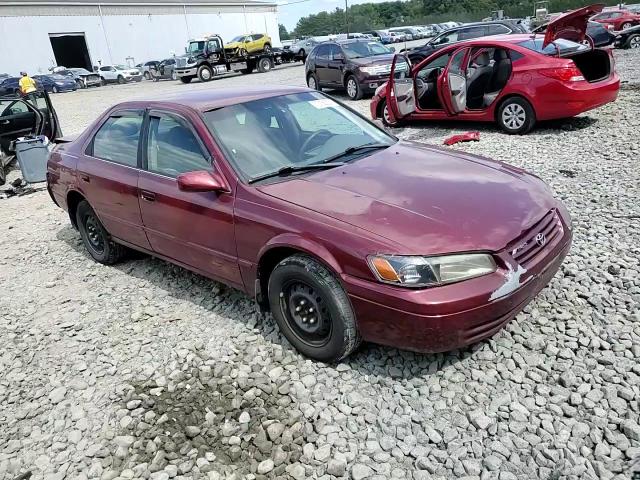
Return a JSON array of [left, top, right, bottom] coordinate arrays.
[[539, 64, 585, 82]]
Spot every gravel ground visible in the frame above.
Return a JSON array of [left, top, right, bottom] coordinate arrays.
[[1, 49, 639, 480]]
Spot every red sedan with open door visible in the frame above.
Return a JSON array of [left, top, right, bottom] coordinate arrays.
[[371, 5, 619, 134]]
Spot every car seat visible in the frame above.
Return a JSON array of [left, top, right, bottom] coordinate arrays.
[[484, 49, 512, 107], [465, 51, 493, 110]]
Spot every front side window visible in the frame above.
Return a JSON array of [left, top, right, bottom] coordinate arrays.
[[252, 34, 264, 40], [91, 113, 142, 167], [487, 24, 511, 35], [432, 30, 459, 45], [315, 45, 330, 60], [448, 49, 467, 75], [0, 99, 30, 116], [146, 114, 210, 177], [207, 39, 221, 51], [203, 92, 395, 181], [188, 41, 206, 54]]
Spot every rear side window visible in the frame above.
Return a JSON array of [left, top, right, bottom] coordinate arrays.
[[146, 115, 209, 177], [448, 49, 467, 75], [487, 24, 511, 35], [458, 26, 487, 40], [91, 113, 143, 167]]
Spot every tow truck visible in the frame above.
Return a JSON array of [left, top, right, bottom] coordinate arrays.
[[174, 34, 279, 83]]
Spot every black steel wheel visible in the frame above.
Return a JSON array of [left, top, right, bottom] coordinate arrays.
[[268, 254, 361, 362], [76, 200, 127, 264], [197, 65, 213, 82]]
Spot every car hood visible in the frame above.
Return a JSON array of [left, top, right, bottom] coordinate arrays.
[[257, 141, 557, 255], [349, 54, 396, 66], [544, 3, 604, 47]]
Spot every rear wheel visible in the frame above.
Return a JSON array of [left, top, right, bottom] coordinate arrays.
[[379, 98, 398, 127], [144, 71, 151, 80], [497, 96, 536, 135], [298, 49, 306, 62], [627, 33, 640, 49], [263, 43, 272, 52], [345, 75, 363, 100], [257, 57, 273, 73], [268, 254, 361, 362], [76, 201, 127, 265], [621, 22, 633, 30], [180, 76, 193, 84], [171, 71, 177, 81], [197, 65, 213, 82], [307, 73, 321, 91], [117, 75, 125, 84]]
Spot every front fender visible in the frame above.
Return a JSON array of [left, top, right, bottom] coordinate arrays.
[[259, 233, 343, 275]]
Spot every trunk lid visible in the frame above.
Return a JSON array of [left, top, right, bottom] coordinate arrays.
[[543, 4, 604, 47]]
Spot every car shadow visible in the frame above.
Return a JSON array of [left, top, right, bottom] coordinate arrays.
[[55, 224, 481, 377]]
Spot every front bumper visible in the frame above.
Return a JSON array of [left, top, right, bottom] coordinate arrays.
[[123, 75, 142, 82], [176, 67, 198, 77], [356, 73, 391, 93], [343, 223, 572, 353]]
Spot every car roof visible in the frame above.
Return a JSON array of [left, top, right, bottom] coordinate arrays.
[[117, 86, 311, 112]]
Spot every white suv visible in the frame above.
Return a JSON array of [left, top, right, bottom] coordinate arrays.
[[98, 65, 143, 85]]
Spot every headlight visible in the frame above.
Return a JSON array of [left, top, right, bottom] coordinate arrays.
[[368, 253, 497, 287]]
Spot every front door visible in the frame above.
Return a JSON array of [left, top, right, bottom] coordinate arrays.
[[314, 45, 331, 84], [137, 110, 242, 287], [386, 54, 416, 121], [438, 47, 469, 115], [0, 98, 43, 154], [78, 109, 151, 250]]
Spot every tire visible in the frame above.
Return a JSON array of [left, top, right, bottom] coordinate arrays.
[[240, 66, 254, 74], [197, 65, 213, 82], [239, 48, 248, 57], [76, 200, 127, 265], [100, 77, 106, 86], [621, 22, 632, 30], [345, 75, 363, 100], [180, 76, 193, 84], [497, 96, 536, 134], [117, 75, 125, 84], [144, 72, 151, 80], [298, 49, 305, 62], [268, 254, 361, 362], [0, 166, 5, 186], [307, 73, 322, 91], [257, 57, 273, 73], [52, 86, 59, 93], [263, 43, 271, 52], [627, 33, 640, 49], [171, 71, 177, 81], [379, 98, 398, 127]]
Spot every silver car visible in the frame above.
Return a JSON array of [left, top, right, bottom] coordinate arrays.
[[289, 38, 321, 60]]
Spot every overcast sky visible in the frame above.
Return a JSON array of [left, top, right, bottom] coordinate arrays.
[[277, 0, 396, 31]]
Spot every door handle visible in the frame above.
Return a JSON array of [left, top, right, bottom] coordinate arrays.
[[0, 120, 9, 125], [80, 174, 90, 183], [140, 190, 156, 202]]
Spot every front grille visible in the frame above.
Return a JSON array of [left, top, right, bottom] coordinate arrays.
[[88, 74, 99, 81], [510, 209, 563, 268], [175, 58, 187, 67]]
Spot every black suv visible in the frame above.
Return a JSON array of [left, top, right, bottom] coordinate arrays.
[[305, 39, 397, 100], [405, 20, 528, 63]]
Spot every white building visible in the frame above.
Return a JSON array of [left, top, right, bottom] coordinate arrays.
[[0, 0, 280, 75]]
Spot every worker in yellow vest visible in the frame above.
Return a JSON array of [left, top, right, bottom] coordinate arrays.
[[19, 72, 37, 95]]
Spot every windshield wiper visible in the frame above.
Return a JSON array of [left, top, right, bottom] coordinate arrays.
[[248, 162, 345, 184], [322, 143, 391, 164]]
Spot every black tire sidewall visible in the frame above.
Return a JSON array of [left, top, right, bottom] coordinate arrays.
[[497, 97, 536, 134], [197, 65, 213, 82], [258, 58, 272, 73], [76, 201, 116, 264], [268, 256, 358, 362], [380, 98, 397, 127], [346, 75, 362, 100], [307, 73, 321, 91]]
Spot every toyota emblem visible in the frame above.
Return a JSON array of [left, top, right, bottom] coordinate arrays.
[[535, 232, 546, 247]]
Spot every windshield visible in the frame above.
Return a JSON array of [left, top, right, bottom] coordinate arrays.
[[230, 35, 246, 42], [115, 65, 128, 70], [188, 41, 205, 54], [203, 92, 395, 182], [517, 37, 588, 55], [342, 41, 391, 58]]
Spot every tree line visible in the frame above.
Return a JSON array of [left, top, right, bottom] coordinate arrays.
[[279, 0, 621, 38]]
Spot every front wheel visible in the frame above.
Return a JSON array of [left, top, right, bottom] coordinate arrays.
[[117, 75, 125, 84], [298, 49, 306, 62], [76, 200, 127, 265], [171, 71, 177, 81], [144, 72, 151, 80], [497, 96, 536, 134], [268, 254, 361, 362], [52, 86, 59, 93], [197, 65, 213, 82], [179, 76, 193, 84], [345, 75, 363, 100], [627, 33, 640, 49], [263, 43, 271, 52], [100, 77, 106, 86]]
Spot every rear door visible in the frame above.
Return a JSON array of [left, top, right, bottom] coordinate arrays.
[[25, 91, 62, 142], [385, 54, 415, 121], [0, 97, 43, 153], [137, 109, 242, 286], [327, 44, 345, 84], [314, 45, 331, 84], [437, 47, 469, 115], [79, 109, 151, 249]]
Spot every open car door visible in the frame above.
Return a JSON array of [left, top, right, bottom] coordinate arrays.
[[437, 47, 469, 115], [0, 96, 44, 156], [543, 4, 604, 47], [385, 54, 415, 122]]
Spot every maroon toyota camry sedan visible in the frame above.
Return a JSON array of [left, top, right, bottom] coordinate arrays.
[[47, 86, 572, 362]]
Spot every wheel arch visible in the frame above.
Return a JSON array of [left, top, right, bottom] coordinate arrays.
[[342, 70, 357, 87], [66, 189, 86, 229], [255, 235, 344, 311]]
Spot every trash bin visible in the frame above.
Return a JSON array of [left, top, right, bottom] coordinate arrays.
[[14, 136, 50, 183]]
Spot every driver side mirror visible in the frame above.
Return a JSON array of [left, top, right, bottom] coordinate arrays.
[[177, 170, 229, 193]]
